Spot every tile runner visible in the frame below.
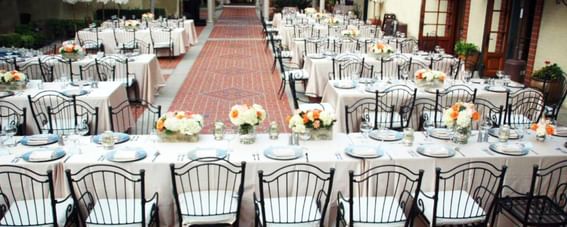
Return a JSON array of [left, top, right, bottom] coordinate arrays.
[[168, 7, 292, 133]]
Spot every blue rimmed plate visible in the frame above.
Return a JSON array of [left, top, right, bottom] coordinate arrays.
[[488, 128, 520, 140], [344, 144, 384, 159], [20, 134, 59, 146], [416, 144, 456, 158], [488, 142, 529, 156], [187, 148, 228, 160], [106, 147, 147, 163], [264, 146, 303, 161], [368, 129, 403, 142], [62, 89, 89, 97], [429, 128, 452, 140], [92, 132, 130, 145], [21, 147, 66, 162]]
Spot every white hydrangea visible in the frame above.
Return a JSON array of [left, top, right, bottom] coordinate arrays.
[[164, 117, 180, 132], [288, 115, 305, 133], [319, 111, 335, 126], [179, 118, 202, 135]]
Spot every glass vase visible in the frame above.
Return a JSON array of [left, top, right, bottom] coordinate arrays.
[[452, 127, 471, 144], [238, 124, 256, 144], [536, 134, 546, 142]]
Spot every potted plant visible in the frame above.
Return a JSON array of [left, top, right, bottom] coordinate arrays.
[[454, 40, 479, 71], [530, 61, 565, 104]]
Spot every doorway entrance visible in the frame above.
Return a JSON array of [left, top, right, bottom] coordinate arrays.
[[418, 0, 466, 54]]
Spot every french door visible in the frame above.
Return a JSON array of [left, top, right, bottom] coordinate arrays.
[[482, 0, 512, 77], [418, 0, 462, 54]]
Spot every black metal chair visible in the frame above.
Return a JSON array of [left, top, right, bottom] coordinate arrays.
[[331, 58, 373, 80], [254, 163, 335, 227], [398, 39, 418, 54], [0, 100, 27, 135], [427, 85, 477, 127], [149, 27, 174, 58], [28, 90, 73, 134], [344, 97, 377, 134], [268, 33, 292, 73], [303, 38, 328, 57], [170, 158, 246, 227], [288, 72, 333, 112], [0, 57, 18, 71], [79, 59, 116, 82], [418, 161, 508, 226], [504, 88, 545, 129], [41, 55, 75, 81], [430, 55, 460, 80], [497, 160, 567, 226], [474, 98, 504, 129], [66, 164, 159, 226], [375, 84, 417, 129], [0, 165, 75, 226], [109, 99, 161, 135], [17, 58, 53, 82], [77, 28, 104, 54], [47, 98, 99, 135], [328, 39, 343, 53], [337, 165, 424, 227], [356, 39, 373, 54], [98, 55, 140, 101], [379, 55, 409, 80], [406, 58, 430, 80], [276, 47, 309, 99], [543, 74, 567, 122], [113, 28, 137, 54]]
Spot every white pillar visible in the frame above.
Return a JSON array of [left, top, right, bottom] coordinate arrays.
[[208, 0, 214, 23], [319, 0, 324, 12], [263, 0, 269, 20]]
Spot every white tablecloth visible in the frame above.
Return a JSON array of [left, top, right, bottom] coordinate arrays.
[[77, 28, 186, 56], [1, 132, 564, 226], [4, 82, 130, 134], [182, 20, 199, 46]]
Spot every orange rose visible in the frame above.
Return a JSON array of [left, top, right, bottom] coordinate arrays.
[[303, 115, 309, 124], [472, 111, 480, 121], [285, 115, 291, 124], [312, 110, 320, 120], [231, 110, 239, 118], [416, 72, 423, 80], [13, 74, 20, 80], [64, 46, 74, 53], [530, 123, 538, 131], [451, 103, 461, 112], [546, 125, 555, 135], [450, 110, 459, 120], [377, 43, 385, 49], [438, 74, 446, 81], [156, 119, 165, 131], [256, 111, 262, 118]]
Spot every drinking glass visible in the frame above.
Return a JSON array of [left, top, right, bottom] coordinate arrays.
[[423, 119, 434, 141], [3, 123, 17, 148], [360, 120, 372, 139], [434, 45, 441, 53], [463, 70, 472, 84], [516, 126, 525, 141], [76, 120, 90, 136], [496, 70, 504, 80]]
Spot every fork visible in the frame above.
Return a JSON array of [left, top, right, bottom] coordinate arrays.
[[11, 156, 20, 163], [97, 155, 105, 162]]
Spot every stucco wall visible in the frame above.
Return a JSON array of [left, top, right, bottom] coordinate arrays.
[[533, 0, 567, 72], [466, 0, 487, 47]]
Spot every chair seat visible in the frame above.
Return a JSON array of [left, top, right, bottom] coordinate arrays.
[[260, 196, 320, 227], [153, 42, 172, 48], [339, 196, 406, 227], [367, 112, 403, 129], [299, 103, 334, 112], [419, 190, 486, 226], [281, 51, 293, 59], [86, 198, 157, 227], [117, 42, 138, 50], [283, 69, 309, 80], [178, 190, 238, 226], [0, 198, 73, 226], [499, 195, 567, 225]]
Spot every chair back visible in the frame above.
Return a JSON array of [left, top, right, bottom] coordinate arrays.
[[28, 90, 72, 134], [257, 163, 335, 226], [18, 58, 53, 82], [303, 38, 327, 56], [527, 160, 567, 215], [406, 58, 429, 80], [376, 85, 417, 129], [505, 88, 545, 129], [0, 165, 62, 226], [0, 100, 26, 135], [474, 98, 504, 129], [344, 165, 423, 226], [379, 55, 409, 80], [0, 57, 18, 71], [109, 99, 161, 134], [98, 55, 131, 84], [423, 161, 507, 226], [41, 55, 74, 81], [77, 28, 102, 53], [170, 158, 246, 225], [430, 55, 460, 79], [66, 164, 150, 226], [398, 39, 418, 54], [47, 98, 98, 135], [344, 97, 377, 133]]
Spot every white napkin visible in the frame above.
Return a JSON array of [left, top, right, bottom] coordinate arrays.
[[113, 150, 138, 161], [29, 150, 53, 161], [272, 147, 296, 157], [379, 133, 398, 140], [423, 146, 449, 156], [196, 149, 218, 158], [490, 86, 507, 91], [352, 147, 376, 156], [335, 80, 354, 88], [64, 89, 82, 96]]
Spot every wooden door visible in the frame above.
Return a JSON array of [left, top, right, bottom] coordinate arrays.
[[482, 0, 512, 77], [418, 0, 459, 53]]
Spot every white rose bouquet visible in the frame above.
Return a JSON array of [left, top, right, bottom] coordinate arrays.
[[156, 111, 204, 135], [229, 104, 267, 144], [415, 69, 446, 82], [142, 12, 154, 21], [531, 119, 555, 137], [326, 17, 339, 26], [287, 113, 306, 133], [304, 7, 317, 15], [1, 70, 26, 84], [442, 102, 480, 135], [341, 27, 360, 38], [124, 20, 140, 30]]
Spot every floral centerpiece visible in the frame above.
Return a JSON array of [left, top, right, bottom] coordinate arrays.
[[341, 27, 360, 39], [304, 7, 317, 15], [229, 104, 266, 144], [530, 119, 555, 142], [142, 12, 154, 21], [369, 42, 393, 58], [0, 70, 27, 91], [287, 109, 336, 140], [124, 20, 140, 31], [415, 69, 446, 89], [326, 17, 339, 26], [442, 102, 480, 144], [155, 111, 204, 142], [59, 43, 84, 61]]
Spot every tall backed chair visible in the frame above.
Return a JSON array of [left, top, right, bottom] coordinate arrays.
[[109, 99, 161, 135]]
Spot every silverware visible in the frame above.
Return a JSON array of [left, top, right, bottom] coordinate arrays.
[[255, 153, 261, 161], [530, 149, 539, 155], [64, 154, 72, 163], [454, 147, 466, 157], [384, 150, 393, 160], [407, 149, 417, 157], [97, 155, 105, 161], [152, 151, 160, 162], [11, 156, 20, 163], [556, 147, 567, 154], [305, 152, 309, 162], [177, 153, 185, 162]]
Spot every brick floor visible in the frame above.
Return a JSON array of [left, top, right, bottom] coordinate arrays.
[[168, 7, 291, 133]]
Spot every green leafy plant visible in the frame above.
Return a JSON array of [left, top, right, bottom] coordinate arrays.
[[532, 61, 565, 80], [454, 40, 479, 57]]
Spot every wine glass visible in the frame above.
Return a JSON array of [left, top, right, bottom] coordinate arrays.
[[496, 70, 504, 80], [516, 126, 525, 141], [434, 45, 441, 54], [423, 118, 434, 141], [463, 70, 472, 84], [76, 120, 90, 136], [360, 119, 372, 139], [3, 123, 17, 148]]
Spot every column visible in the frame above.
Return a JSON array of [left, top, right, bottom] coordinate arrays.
[[208, 0, 214, 23], [319, 0, 324, 12], [263, 0, 269, 20]]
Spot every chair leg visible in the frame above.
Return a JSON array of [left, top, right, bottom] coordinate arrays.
[[278, 80, 286, 99], [272, 58, 277, 73]]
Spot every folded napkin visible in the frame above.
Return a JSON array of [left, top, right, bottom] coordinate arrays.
[[29, 150, 53, 161], [497, 143, 524, 153], [352, 147, 376, 156], [423, 146, 449, 156], [272, 147, 296, 157], [335, 81, 354, 88], [555, 128, 567, 135], [196, 149, 218, 158], [64, 89, 83, 96], [489, 86, 507, 91], [379, 133, 398, 140], [113, 150, 138, 161]]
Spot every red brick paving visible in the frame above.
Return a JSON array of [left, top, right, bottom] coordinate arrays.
[[168, 7, 291, 133]]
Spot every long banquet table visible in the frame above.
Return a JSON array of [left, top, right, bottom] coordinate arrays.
[[5, 132, 567, 226], [4, 81, 130, 134]]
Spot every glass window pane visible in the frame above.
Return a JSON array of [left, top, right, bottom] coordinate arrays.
[[438, 12, 447, 24], [491, 12, 501, 32], [494, 0, 502, 11], [423, 25, 437, 37], [488, 33, 498, 52], [439, 0, 448, 11], [424, 13, 437, 24], [425, 0, 439, 11], [437, 25, 446, 37]]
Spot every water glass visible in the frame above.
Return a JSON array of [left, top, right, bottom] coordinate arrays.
[[213, 121, 225, 141], [3, 124, 17, 147], [360, 120, 372, 139], [403, 128, 414, 146], [423, 119, 434, 141]]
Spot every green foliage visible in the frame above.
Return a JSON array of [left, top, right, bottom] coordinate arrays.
[[454, 40, 479, 56], [274, 0, 312, 12], [532, 62, 565, 80]]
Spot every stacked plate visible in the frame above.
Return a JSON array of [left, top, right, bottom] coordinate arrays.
[[429, 128, 452, 140], [62, 89, 89, 97], [344, 144, 383, 159], [333, 80, 356, 89], [484, 86, 509, 93], [20, 134, 59, 146], [416, 144, 456, 158], [369, 130, 403, 142], [307, 53, 325, 59], [488, 128, 520, 140], [187, 148, 228, 160], [106, 147, 147, 162], [93, 132, 130, 144], [264, 146, 303, 160], [553, 127, 567, 137], [21, 147, 66, 162], [488, 143, 530, 156]]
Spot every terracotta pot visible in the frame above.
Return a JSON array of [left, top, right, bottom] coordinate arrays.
[[529, 77, 562, 104]]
